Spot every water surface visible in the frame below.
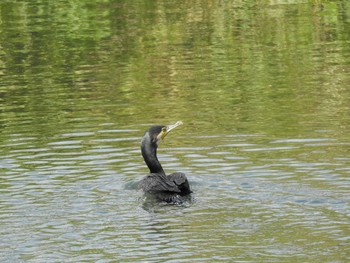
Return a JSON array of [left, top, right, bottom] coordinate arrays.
[[1, 0, 350, 262]]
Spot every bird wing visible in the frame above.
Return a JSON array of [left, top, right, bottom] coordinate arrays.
[[167, 172, 192, 195], [139, 173, 181, 193], [167, 172, 187, 185]]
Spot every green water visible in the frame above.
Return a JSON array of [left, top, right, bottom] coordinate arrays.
[[1, 0, 350, 262]]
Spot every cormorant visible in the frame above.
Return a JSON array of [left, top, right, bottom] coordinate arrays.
[[138, 121, 191, 203]]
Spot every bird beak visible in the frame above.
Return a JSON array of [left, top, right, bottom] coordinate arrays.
[[161, 121, 183, 140]]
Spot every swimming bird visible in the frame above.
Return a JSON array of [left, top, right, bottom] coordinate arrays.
[[138, 121, 191, 203]]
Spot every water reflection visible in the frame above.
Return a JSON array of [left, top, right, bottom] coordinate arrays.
[[1, 0, 350, 262]]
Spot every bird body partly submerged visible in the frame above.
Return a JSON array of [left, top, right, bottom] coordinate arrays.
[[138, 121, 191, 203], [139, 172, 191, 203]]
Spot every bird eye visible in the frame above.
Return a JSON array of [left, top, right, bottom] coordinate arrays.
[[162, 127, 166, 133]]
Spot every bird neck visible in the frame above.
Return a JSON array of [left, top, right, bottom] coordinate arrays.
[[141, 134, 165, 174]]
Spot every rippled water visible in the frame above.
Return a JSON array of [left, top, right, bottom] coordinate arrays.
[[1, 129, 349, 262], [1, 0, 350, 262]]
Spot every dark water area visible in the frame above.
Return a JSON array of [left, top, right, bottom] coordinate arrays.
[[1, 0, 350, 262]]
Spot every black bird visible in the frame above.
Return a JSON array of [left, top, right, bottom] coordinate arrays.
[[138, 121, 191, 203]]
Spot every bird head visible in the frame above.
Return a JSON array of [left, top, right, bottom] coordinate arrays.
[[147, 121, 183, 144]]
